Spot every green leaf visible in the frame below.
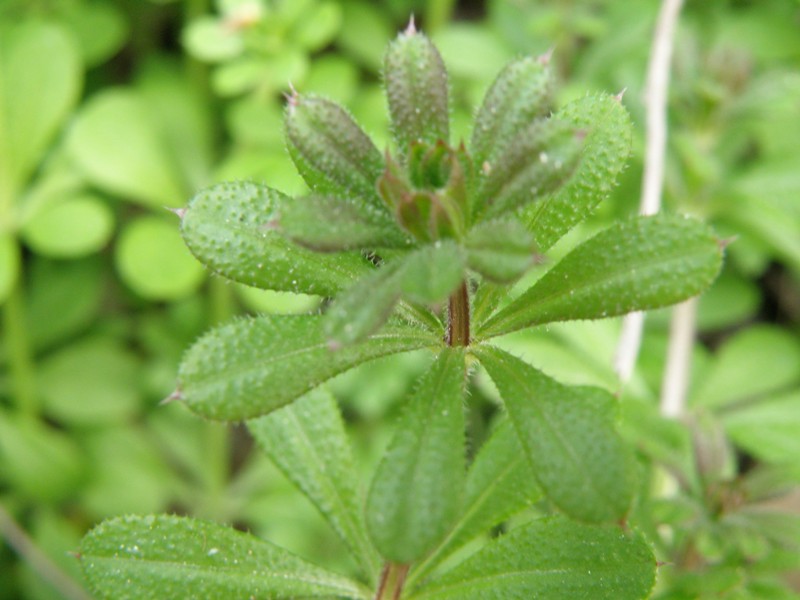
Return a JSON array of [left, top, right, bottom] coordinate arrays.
[[182, 16, 244, 63], [115, 216, 205, 301], [366, 348, 466, 564], [465, 219, 538, 283], [180, 181, 370, 296], [413, 418, 541, 580], [337, 0, 392, 72], [248, 388, 380, 581], [38, 336, 142, 425], [384, 27, 449, 153], [0, 233, 20, 304], [324, 242, 465, 346], [0, 21, 81, 194], [0, 410, 85, 503], [292, 0, 342, 51], [21, 193, 114, 258], [479, 215, 723, 339], [412, 517, 656, 600], [476, 346, 636, 523], [526, 93, 633, 251], [723, 390, 800, 464], [279, 194, 409, 251], [472, 117, 581, 221], [66, 89, 186, 208], [692, 325, 800, 409], [178, 314, 437, 420], [79, 515, 370, 600], [57, 1, 128, 66], [470, 55, 553, 170], [285, 94, 385, 205]]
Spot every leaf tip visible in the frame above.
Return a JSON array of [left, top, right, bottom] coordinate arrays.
[[160, 389, 183, 405], [538, 47, 554, 65], [717, 235, 737, 250], [327, 339, 342, 352], [165, 206, 187, 219], [613, 87, 627, 103], [284, 82, 299, 111], [404, 14, 417, 36]]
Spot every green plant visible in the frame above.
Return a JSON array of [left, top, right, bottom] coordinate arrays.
[[77, 23, 723, 599]]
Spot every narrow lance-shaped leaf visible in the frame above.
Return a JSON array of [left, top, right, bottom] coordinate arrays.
[[384, 24, 449, 154], [476, 346, 637, 523], [411, 418, 541, 582], [285, 93, 385, 206], [479, 214, 724, 339], [180, 181, 370, 296], [472, 117, 581, 222], [411, 517, 656, 600], [325, 241, 466, 347], [471, 54, 553, 169], [79, 515, 370, 600], [526, 93, 633, 251], [366, 348, 467, 564], [178, 314, 438, 420], [465, 218, 539, 283], [248, 389, 381, 582], [278, 194, 410, 252]]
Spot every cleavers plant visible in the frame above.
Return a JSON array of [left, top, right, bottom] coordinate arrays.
[[78, 21, 723, 600]]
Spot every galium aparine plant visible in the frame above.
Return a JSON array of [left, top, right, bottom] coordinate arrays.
[[78, 20, 723, 600]]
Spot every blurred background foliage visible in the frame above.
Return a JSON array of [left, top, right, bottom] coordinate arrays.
[[0, 0, 798, 598]]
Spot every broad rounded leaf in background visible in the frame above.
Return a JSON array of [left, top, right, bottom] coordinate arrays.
[[80, 515, 370, 599], [115, 216, 205, 300], [0, 20, 82, 192], [21, 194, 114, 258], [182, 16, 244, 63], [58, 1, 128, 66], [66, 89, 186, 207], [39, 336, 142, 425]]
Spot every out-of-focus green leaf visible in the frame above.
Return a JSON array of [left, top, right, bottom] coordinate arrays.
[[304, 55, 359, 105], [414, 418, 541, 580], [181, 181, 369, 296], [412, 517, 656, 600], [21, 194, 113, 258], [115, 216, 205, 301], [723, 390, 800, 464], [0, 410, 85, 503], [79, 515, 370, 600], [59, 1, 128, 66], [0, 234, 19, 304], [292, 0, 341, 51], [248, 388, 380, 581], [526, 93, 633, 251], [66, 89, 186, 207], [337, 0, 392, 72], [38, 336, 142, 425], [0, 20, 81, 193], [178, 314, 437, 421], [692, 326, 800, 410], [433, 24, 511, 82], [479, 215, 723, 338], [236, 285, 320, 315], [182, 16, 244, 63], [366, 348, 466, 563], [476, 346, 636, 523], [400, 240, 465, 304]]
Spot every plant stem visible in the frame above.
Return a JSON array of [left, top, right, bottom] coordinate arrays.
[[0, 504, 92, 600], [660, 297, 697, 418], [375, 563, 409, 600], [445, 281, 469, 347], [3, 273, 38, 417], [615, 0, 685, 383]]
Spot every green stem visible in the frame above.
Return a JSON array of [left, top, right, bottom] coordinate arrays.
[[445, 281, 469, 347], [374, 563, 410, 600], [3, 270, 38, 417]]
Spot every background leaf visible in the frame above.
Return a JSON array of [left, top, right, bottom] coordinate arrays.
[[412, 517, 655, 600], [476, 346, 636, 523], [179, 314, 437, 420], [366, 348, 466, 563], [479, 215, 723, 338], [79, 515, 370, 600], [248, 388, 380, 581]]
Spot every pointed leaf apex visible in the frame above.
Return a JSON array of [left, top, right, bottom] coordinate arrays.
[[327, 339, 342, 352], [404, 14, 417, 36], [718, 235, 737, 250], [538, 47, 554, 65], [284, 82, 299, 111], [165, 206, 187, 219], [160, 389, 183, 405], [614, 87, 628, 103]]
